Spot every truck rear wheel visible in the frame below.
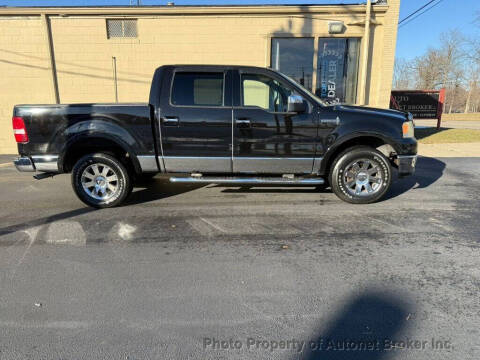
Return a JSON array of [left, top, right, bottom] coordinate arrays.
[[329, 146, 392, 204], [72, 153, 132, 208]]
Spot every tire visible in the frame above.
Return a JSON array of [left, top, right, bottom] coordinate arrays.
[[329, 146, 392, 204], [71, 153, 133, 208]]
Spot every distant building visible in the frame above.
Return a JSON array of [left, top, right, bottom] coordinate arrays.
[[0, 1, 400, 154]]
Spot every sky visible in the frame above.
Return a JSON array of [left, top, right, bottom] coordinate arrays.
[[1, 0, 479, 61]]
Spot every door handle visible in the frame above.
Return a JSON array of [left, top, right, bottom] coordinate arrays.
[[235, 118, 251, 127], [161, 117, 179, 126]]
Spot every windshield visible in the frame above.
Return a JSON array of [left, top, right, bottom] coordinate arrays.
[[276, 71, 327, 106]]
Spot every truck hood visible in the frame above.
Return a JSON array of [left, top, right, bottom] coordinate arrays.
[[332, 104, 407, 121]]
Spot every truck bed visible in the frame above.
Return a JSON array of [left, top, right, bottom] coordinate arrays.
[[14, 103, 155, 168]]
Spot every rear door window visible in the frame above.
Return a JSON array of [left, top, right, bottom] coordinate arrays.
[[171, 72, 224, 106]]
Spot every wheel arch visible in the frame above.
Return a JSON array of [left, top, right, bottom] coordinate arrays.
[[319, 134, 397, 177], [59, 134, 141, 175]]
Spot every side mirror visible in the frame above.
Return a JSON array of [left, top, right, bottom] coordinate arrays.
[[287, 95, 306, 113]]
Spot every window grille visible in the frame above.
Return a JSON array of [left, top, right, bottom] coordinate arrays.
[[106, 19, 137, 38]]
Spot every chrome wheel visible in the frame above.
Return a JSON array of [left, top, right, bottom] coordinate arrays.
[[81, 163, 119, 201], [343, 158, 383, 197]]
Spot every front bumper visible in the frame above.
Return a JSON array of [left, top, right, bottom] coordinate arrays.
[[14, 155, 59, 172], [396, 155, 417, 177]]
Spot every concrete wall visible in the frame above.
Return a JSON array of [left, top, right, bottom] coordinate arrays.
[[0, 2, 400, 154], [0, 17, 56, 154]]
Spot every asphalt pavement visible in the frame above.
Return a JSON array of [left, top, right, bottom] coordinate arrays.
[[0, 157, 479, 360]]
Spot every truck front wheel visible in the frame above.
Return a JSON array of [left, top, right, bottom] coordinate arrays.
[[329, 146, 392, 204], [72, 153, 132, 208]]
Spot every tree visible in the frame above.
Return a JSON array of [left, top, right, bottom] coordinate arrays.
[[393, 58, 414, 89], [464, 18, 480, 112], [464, 63, 479, 113], [394, 27, 479, 113], [411, 48, 443, 89], [438, 30, 466, 112]]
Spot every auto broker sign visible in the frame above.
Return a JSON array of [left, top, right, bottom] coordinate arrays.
[[390, 90, 445, 119]]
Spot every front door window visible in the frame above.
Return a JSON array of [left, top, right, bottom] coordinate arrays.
[[241, 74, 293, 112]]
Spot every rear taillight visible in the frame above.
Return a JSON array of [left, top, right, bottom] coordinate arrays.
[[12, 116, 29, 143]]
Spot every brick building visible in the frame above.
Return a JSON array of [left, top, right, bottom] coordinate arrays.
[[0, 1, 400, 154]]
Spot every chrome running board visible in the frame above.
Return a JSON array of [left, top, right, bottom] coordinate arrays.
[[169, 176, 324, 185]]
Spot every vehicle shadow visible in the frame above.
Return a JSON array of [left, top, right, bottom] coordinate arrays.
[[414, 127, 450, 140], [0, 178, 203, 241], [0, 207, 96, 239], [212, 184, 327, 194], [1, 156, 443, 237], [300, 289, 411, 360], [126, 177, 205, 205], [208, 156, 446, 200], [385, 156, 446, 200]]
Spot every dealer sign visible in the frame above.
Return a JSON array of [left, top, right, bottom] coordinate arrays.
[[390, 90, 445, 119]]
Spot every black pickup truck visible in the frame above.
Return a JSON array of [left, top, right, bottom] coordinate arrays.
[[13, 65, 417, 208]]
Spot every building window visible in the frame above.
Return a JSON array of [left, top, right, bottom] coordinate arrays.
[[271, 38, 314, 92], [106, 19, 138, 38], [271, 37, 361, 104], [316, 38, 360, 104], [171, 72, 224, 107]]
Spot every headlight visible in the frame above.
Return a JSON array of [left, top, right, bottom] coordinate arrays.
[[402, 121, 415, 138], [407, 112, 415, 127]]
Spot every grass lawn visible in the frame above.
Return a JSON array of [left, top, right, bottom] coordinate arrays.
[[415, 128, 480, 144]]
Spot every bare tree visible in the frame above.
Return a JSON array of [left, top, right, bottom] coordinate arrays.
[[394, 27, 479, 113], [464, 64, 479, 113], [411, 48, 443, 89], [437, 30, 466, 111], [393, 57, 414, 89], [464, 20, 480, 112], [439, 30, 465, 81], [447, 68, 465, 113]]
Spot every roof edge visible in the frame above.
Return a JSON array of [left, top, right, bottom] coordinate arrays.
[[0, 4, 389, 16]]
